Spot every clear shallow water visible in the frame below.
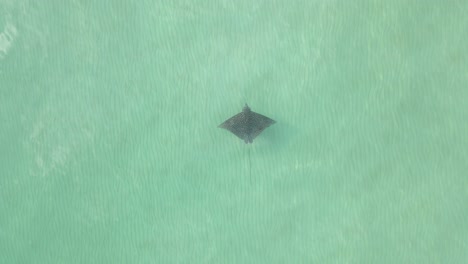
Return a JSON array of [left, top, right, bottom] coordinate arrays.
[[1, 1, 467, 263]]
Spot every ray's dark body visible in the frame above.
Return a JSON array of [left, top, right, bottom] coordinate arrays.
[[218, 104, 276, 144]]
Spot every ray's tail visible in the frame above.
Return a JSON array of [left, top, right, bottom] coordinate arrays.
[[248, 146, 252, 185]]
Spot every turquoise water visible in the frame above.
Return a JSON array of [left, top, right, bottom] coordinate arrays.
[[1, 1, 467, 263]]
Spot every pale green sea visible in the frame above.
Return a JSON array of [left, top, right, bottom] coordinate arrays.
[[1, 1, 467, 263]]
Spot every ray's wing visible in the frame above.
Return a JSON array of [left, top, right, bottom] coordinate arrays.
[[247, 111, 276, 141], [218, 112, 250, 141]]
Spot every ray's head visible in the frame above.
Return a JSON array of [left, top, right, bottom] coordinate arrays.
[[242, 103, 251, 112]]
